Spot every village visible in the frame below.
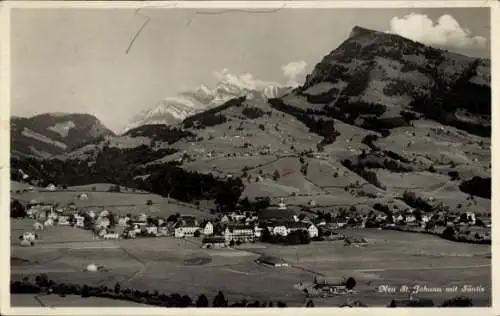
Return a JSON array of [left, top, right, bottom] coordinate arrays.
[[15, 182, 491, 249]]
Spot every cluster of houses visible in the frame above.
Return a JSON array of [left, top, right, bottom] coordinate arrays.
[[18, 195, 491, 248]]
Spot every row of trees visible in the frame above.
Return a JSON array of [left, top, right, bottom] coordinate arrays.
[[11, 275, 289, 308], [268, 98, 340, 145], [242, 106, 266, 119], [125, 125, 196, 145]]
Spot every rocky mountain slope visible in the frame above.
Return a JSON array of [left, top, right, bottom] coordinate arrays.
[[11, 26, 491, 216], [11, 113, 114, 158], [123, 70, 291, 134]]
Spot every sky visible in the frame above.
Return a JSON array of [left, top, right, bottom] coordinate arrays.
[[10, 7, 490, 132]]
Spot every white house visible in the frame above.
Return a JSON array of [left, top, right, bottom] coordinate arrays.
[[22, 232, 37, 241], [75, 214, 85, 228], [466, 212, 476, 225], [272, 224, 288, 236], [174, 223, 199, 238], [203, 222, 214, 236], [220, 215, 230, 223], [58, 215, 70, 226], [405, 215, 416, 223], [118, 216, 130, 227], [306, 224, 319, 238], [46, 183, 56, 191], [145, 226, 158, 235], [78, 193, 89, 200]]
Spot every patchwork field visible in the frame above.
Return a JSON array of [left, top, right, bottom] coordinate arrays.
[[11, 220, 491, 307]]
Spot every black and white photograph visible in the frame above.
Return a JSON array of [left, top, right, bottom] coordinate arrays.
[[1, 0, 495, 312]]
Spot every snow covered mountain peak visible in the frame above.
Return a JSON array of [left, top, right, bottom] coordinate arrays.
[[122, 69, 291, 134]]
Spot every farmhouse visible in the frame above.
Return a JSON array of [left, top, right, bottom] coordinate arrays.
[[203, 221, 214, 236], [75, 214, 85, 228], [118, 216, 131, 227], [466, 212, 476, 225], [224, 224, 255, 243], [145, 225, 158, 235], [58, 214, 70, 225], [22, 232, 37, 241], [405, 215, 417, 223], [33, 222, 44, 231], [202, 236, 226, 248]]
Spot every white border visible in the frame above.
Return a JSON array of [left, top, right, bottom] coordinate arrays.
[[0, 1, 497, 315]]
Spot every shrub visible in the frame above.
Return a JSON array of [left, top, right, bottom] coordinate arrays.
[[146, 200, 153, 205]]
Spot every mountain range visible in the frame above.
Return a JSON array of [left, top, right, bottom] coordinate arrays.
[[123, 69, 292, 134], [10, 26, 491, 214]]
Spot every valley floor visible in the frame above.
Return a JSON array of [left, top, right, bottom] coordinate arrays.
[[10, 220, 491, 307]]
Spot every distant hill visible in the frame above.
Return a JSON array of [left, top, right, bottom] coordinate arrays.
[[11, 113, 114, 158]]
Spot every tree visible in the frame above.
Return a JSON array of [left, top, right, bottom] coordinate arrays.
[[146, 200, 153, 205], [459, 213, 469, 223], [344, 277, 356, 290], [305, 299, 315, 307], [442, 296, 473, 307], [212, 291, 228, 307], [194, 230, 201, 238], [107, 212, 116, 228], [413, 210, 422, 222], [272, 170, 281, 181], [11, 199, 26, 218], [196, 294, 209, 307], [81, 284, 90, 298], [114, 282, 121, 294], [442, 226, 456, 240]]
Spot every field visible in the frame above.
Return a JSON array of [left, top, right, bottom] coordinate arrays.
[[11, 219, 491, 307], [11, 182, 208, 219]]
